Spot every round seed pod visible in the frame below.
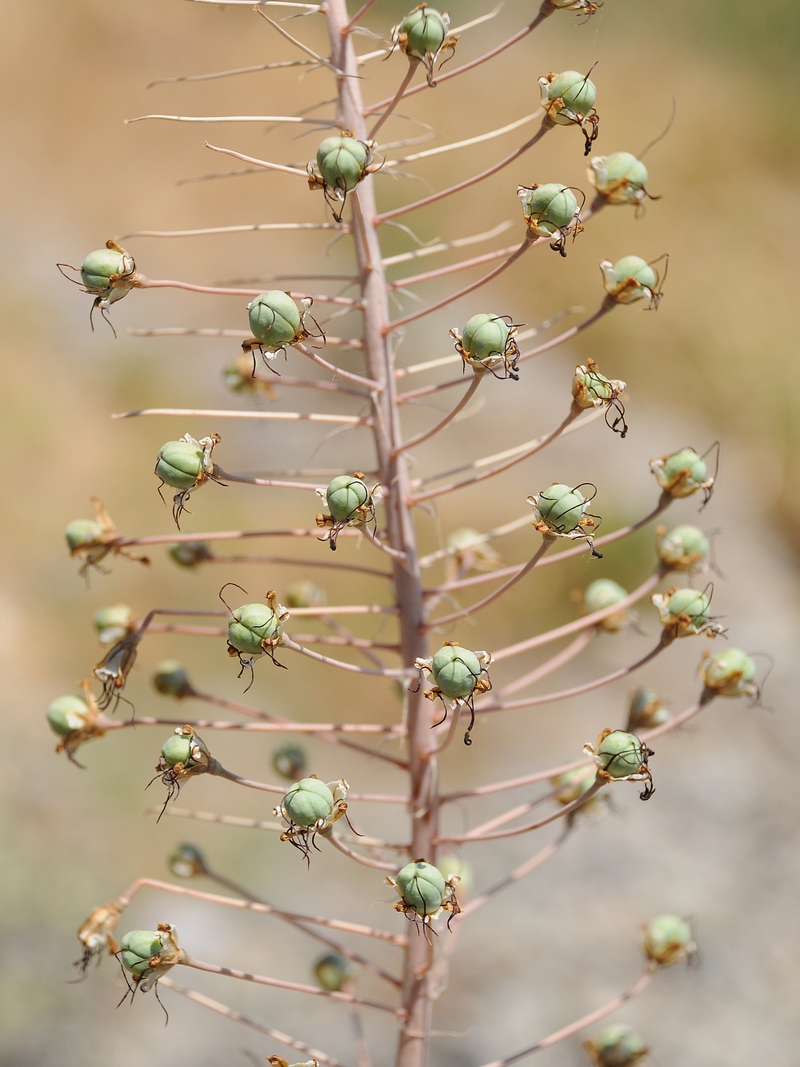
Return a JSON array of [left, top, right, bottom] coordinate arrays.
[[228, 603, 284, 657], [585, 1023, 649, 1066], [92, 603, 135, 645], [272, 744, 308, 781], [662, 448, 707, 493], [543, 70, 597, 124], [701, 647, 757, 697], [396, 5, 450, 61], [642, 913, 695, 966], [156, 439, 205, 491], [316, 137, 370, 195], [601, 256, 657, 304], [572, 363, 624, 408], [120, 930, 163, 980], [168, 844, 207, 878], [589, 152, 648, 205], [161, 733, 193, 768], [626, 687, 670, 731], [584, 580, 631, 627], [314, 953, 353, 992], [47, 694, 91, 739], [431, 644, 483, 700], [660, 587, 711, 636], [169, 541, 213, 568], [593, 730, 647, 779], [80, 248, 130, 292], [247, 291, 303, 351], [657, 524, 710, 571], [396, 860, 446, 917], [326, 475, 371, 524], [535, 483, 588, 534], [552, 765, 598, 806], [285, 581, 327, 609], [282, 777, 335, 828], [518, 183, 578, 235], [65, 518, 106, 553], [459, 314, 510, 366], [153, 661, 193, 699]]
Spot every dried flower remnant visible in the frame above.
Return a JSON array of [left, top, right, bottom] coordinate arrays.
[[65, 498, 148, 579], [74, 898, 124, 979]]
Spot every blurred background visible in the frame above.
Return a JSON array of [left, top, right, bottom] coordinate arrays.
[[2, 1, 799, 1065]]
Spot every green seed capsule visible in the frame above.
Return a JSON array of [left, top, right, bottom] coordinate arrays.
[[314, 953, 353, 992], [461, 314, 510, 363], [396, 5, 450, 61], [396, 860, 446, 917], [47, 694, 91, 738], [431, 644, 483, 700], [657, 587, 711, 637], [161, 733, 193, 768], [601, 256, 657, 304], [642, 914, 695, 966], [168, 844, 207, 878], [552, 765, 599, 806], [65, 519, 106, 553], [626, 687, 670, 731], [593, 730, 647, 779], [542, 70, 597, 124], [169, 541, 213, 568], [584, 1023, 649, 1066], [272, 743, 308, 781], [155, 440, 205, 491], [535, 483, 588, 534], [247, 291, 303, 351], [583, 578, 630, 632], [282, 777, 335, 827], [120, 930, 163, 979], [518, 183, 578, 235], [316, 137, 370, 195], [153, 660, 194, 699], [92, 603, 135, 645], [326, 475, 371, 524], [589, 151, 648, 206], [572, 363, 624, 407], [80, 248, 134, 294], [285, 581, 327, 609], [657, 524, 710, 571], [228, 603, 284, 657], [701, 647, 757, 697]]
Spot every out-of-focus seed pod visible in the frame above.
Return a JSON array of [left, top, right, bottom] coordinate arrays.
[[589, 151, 648, 206], [652, 587, 714, 638], [656, 524, 710, 573], [272, 744, 308, 781], [285, 581, 327, 609], [314, 952, 353, 992], [152, 660, 194, 700], [600, 256, 661, 307], [582, 578, 632, 632], [584, 1023, 649, 1066], [641, 913, 696, 967], [625, 687, 670, 731], [168, 541, 214, 569], [700, 647, 758, 700], [650, 447, 715, 504], [168, 844, 207, 879], [92, 604, 135, 646]]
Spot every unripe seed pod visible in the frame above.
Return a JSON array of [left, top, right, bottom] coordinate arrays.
[[92, 603, 135, 645], [552, 765, 598, 806], [601, 256, 657, 305], [518, 183, 578, 236], [161, 733, 193, 768], [316, 137, 370, 195], [156, 439, 205, 491], [120, 930, 164, 979], [701, 647, 757, 698], [168, 843, 207, 878], [540, 70, 597, 125], [396, 860, 446, 917], [314, 952, 353, 992], [437, 853, 473, 897], [247, 291, 304, 351], [589, 151, 648, 206], [326, 474, 371, 524], [642, 913, 695, 966], [572, 362, 626, 408], [169, 541, 213, 568], [153, 660, 194, 699], [460, 314, 509, 363], [651, 447, 713, 502], [653, 587, 711, 637], [65, 518, 106, 553], [626, 687, 670, 731], [272, 743, 308, 781], [285, 581, 327, 609], [657, 524, 710, 571], [47, 694, 91, 738], [80, 248, 133, 292], [592, 730, 648, 779], [584, 1023, 649, 1066], [396, 5, 450, 62], [583, 578, 631, 632], [228, 602, 284, 657], [282, 777, 335, 827], [534, 483, 588, 534], [445, 528, 502, 574], [431, 644, 483, 700]]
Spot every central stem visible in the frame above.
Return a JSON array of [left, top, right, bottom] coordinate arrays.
[[324, 8, 437, 1067]]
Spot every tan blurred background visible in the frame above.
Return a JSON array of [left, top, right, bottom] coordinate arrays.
[[2, 1, 799, 1065]]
